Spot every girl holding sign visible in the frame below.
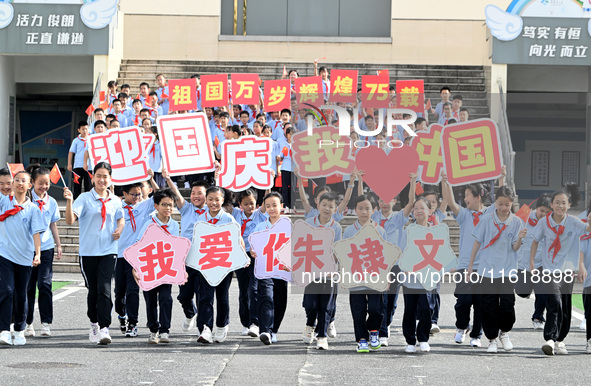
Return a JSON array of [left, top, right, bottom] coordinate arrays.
[[0, 170, 44, 346], [251, 192, 289, 345], [24, 165, 62, 338], [468, 187, 526, 354], [64, 162, 125, 346], [195, 186, 242, 344], [529, 185, 591, 355]]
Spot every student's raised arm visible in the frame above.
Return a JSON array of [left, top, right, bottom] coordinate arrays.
[[313, 59, 319, 76], [497, 165, 506, 187], [162, 168, 186, 209], [147, 169, 159, 192], [401, 172, 418, 217], [295, 167, 312, 215], [338, 170, 357, 214], [441, 171, 460, 216]]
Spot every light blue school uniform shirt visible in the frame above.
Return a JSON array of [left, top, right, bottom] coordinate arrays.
[[149, 106, 163, 120], [305, 215, 342, 243], [271, 121, 286, 142], [148, 140, 162, 173], [69, 135, 88, 169], [305, 207, 345, 223], [115, 113, 130, 127], [118, 197, 155, 258], [156, 85, 170, 115], [471, 211, 523, 279], [232, 207, 268, 252], [454, 206, 493, 271], [72, 189, 124, 256], [178, 202, 208, 240], [517, 212, 545, 271], [196, 209, 238, 226], [31, 190, 60, 251], [374, 210, 408, 247], [578, 210, 588, 222], [532, 214, 587, 272], [278, 139, 293, 172], [0, 195, 45, 266], [136, 214, 180, 241], [579, 236, 591, 288]]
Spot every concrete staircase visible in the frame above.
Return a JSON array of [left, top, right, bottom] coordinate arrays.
[[54, 206, 460, 273], [117, 60, 490, 119]]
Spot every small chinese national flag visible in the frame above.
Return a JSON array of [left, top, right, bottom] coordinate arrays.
[[49, 164, 63, 185], [515, 204, 532, 224], [99, 91, 106, 102], [87, 170, 93, 179], [415, 182, 424, 196], [425, 98, 432, 111], [72, 171, 81, 185], [6, 163, 25, 177], [85, 104, 95, 116], [214, 136, 220, 148]]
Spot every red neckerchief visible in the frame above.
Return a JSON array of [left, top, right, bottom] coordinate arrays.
[[0, 196, 24, 222], [98, 197, 111, 230], [152, 217, 170, 235], [482, 215, 507, 249], [195, 207, 205, 215], [124, 204, 136, 232], [150, 144, 156, 159], [472, 211, 483, 227], [428, 213, 438, 225], [78, 135, 87, 148], [546, 213, 566, 262], [314, 215, 335, 228], [581, 233, 591, 241], [206, 212, 219, 224], [528, 214, 538, 227]]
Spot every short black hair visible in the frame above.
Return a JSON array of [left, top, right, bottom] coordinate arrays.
[[94, 162, 112, 175], [154, 188, 175, 205], [354, 194, 377, 210], [118, 92, 128, 100], [219, 111, 230, 119], [122, 182, 143, 193], [239, 110, 250, 117], [191, 180, 210, 190], [452, 94, 463, 101], [318, 192, 338, 204], [440, 86, 451, 93], [139, 82, 150, 89], [280, 108, 291, 116], [78, 121, 88, 129], [0, 168, 11, 178], [263, 191, 283, 204], [94, 120, 107, 128], [121, 84, 131, 89]]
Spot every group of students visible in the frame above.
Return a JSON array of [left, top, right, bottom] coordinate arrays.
[[2, 155, 591, 357]]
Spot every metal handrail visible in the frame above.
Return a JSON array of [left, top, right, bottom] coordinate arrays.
[[496, 80, 515, 193]]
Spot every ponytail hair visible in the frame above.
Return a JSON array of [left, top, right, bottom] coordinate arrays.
[[551, 182, 581, 207], [26, 163, 50, 182], [535, 193, 552, 209], [495, 186, 516, 202]]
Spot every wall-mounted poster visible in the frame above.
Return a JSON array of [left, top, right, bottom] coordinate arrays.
[[562, 151, 580, 186], [531, 150, 549, 186]]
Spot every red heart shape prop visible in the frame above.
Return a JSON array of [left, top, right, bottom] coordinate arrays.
[[355, 146, 419, 203]]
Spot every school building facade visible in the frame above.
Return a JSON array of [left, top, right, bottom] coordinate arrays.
[[0, 0, 590, 206]]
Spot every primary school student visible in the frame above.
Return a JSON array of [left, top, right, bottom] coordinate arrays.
[[0, 170, 44, 346], [468, 186, 526, 353], [25, 165, 62, 338], [64, 162, 125, 345]]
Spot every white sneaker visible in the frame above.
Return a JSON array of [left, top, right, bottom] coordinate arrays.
[[12, 331, 26, 346], [240, 327, 249, 336], [182, 316, 196, 332], [271, 332, 277, 343], [148, 332, 159, 344], [470, 338, 482, 347], [405, 344, 417, 353], [303, 325, 315, 344], [98, 327, 112, 345], [555, 341, 568, 355], [532, 319, 545, 330], [586, 338, 591, 354], [454, 328, 467, 344], [159, 332, 170, 343], [0, 330, 12, 345], [542, 340, 555, 356], [247, 324, 259, 337], [260, 332, 272, 345], [316, 337, 328, 350], [198, 326, 213, 344], [327, 321, 337, 338], [487, 339, 498, 353], [419, 342, 430, 352], [580, 320, 586, 330], [430, 324, 440, 334], [379, 337, 389, 347], [499, 332, 513, 351], [213, 325, 229, 343], [24, 324, 35, 337], [40, 323, 51, 337], [89, 323, 100, 343]]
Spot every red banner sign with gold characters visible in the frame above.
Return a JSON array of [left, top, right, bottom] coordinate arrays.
[[330, 69, 358, 103], [410, 123, 444, 185], [440, 119, 503, 186], [231, 73, 260, 105], [361, 74, 389, 108], [168, 79, 197, 112], [264, 79, 291, 112], [291, 126, 356, 179], [396, 80, 424, 113], [294, 76, 323, 108], [201, 74, 229, 108]]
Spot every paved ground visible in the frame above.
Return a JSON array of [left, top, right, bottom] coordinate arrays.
[[0, 273, 589, 386]]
